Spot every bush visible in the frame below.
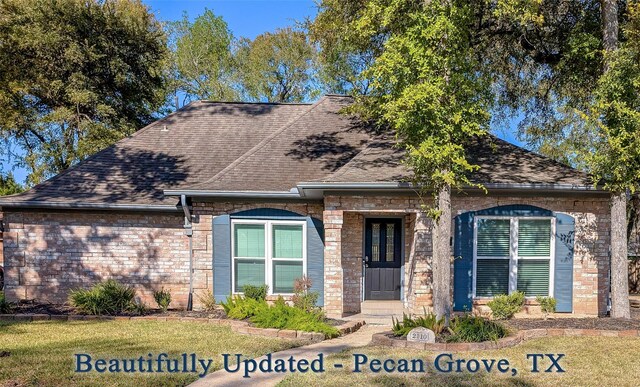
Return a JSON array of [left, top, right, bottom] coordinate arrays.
[[0, 291, 12, 313], [197, 291, 217, 312], [221, 295, 267, 319], [153, 288, 172, 312], [250, 297, 339, 338], [242, 284, 268, 301], [536, 296, 557, 320], [487, 291, 525, 320], [392, 309, 446, 337], [291, 276, 319, 312], [68, 280, 136, 315], [447, 314, 509, 343]]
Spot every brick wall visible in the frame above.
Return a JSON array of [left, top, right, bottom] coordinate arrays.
[[2, 210, 190, 307], [323, 193, 611, 317]]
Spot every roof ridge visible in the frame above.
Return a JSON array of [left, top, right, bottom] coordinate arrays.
[[198, 100, 313, 106], [185, 96, 328, 190]]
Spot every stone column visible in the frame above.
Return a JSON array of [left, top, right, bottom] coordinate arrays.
[[323, 210, 344, 318]]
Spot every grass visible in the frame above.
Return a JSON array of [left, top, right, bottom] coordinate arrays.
[[0, 320, 303, 386], [278, 336, 640, 386]]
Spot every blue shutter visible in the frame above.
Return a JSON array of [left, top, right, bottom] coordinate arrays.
[[213, 215, 231, 303], [453, 211, 474, 311], [307, 217, 325, 306], [554, 213, 575, 312]]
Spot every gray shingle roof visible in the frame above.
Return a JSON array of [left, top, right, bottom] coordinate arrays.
[[0, 95, 593, 208]]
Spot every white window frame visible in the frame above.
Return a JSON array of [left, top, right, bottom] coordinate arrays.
[[472, 215, 555, 299], [231, 219, 307, 296]]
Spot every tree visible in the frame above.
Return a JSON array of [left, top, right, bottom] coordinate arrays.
[[236, 27, 320, 103], [315, 1, 493, 321], [486, 0, 637, 318], [0, 0, 168, 185], [167, 9, 238, 104], [584, 0, 640, 318], [0, 172, 23, 196], [307, 0, 377, 95]]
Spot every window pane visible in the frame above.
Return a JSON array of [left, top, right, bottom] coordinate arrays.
[[477, 219, 510, 257], [518, 219, 551, 257], [235, 259, 265, 290], [372, 223, 380, 262], [234, 224, 265, 257], [273, 261, 303, 293], [272, 225, 303, 258], [517, 259, 550, 296], [386, 224, 395, 262], [476, 259, 509, 297]]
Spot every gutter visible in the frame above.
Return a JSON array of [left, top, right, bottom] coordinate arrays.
[[296, 181, 608, 194], [0, 200, 180, 212], [163, 189, 304, 199], [181, 195, 194, 311]]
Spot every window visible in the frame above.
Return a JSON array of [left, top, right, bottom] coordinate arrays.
[[232, 220, 306, 294], [474, 216, 554, 298]]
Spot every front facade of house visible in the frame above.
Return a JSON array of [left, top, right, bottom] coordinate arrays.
[[0, 96, 611, 317]]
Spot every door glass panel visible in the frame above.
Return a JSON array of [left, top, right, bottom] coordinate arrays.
[[372, 223, 380, 261], [386, 223, 395, 261]]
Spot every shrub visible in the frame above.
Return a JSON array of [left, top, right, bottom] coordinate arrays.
[[68, 280, 136, 315], [197, 291, 217, 312], [0, 291, 12, 313], [153, 288, 172, 312], [487, 291, 525, 320], [130, 299, 148, 316], [242, 284, 269, 301], [392, 309, 446, 337], [250, 297, 339, 338], [221, 295, 267, 319], [447, 314, 509, 343], [536, 296, 557, 320], [291, 276, 319, 312]]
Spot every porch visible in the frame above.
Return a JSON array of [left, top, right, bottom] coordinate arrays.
[[322, 201, 433, 319]]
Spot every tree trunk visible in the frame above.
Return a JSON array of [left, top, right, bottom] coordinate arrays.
[[432, 184, 452, 322], [611, 191, 630, 318], [601, 0, 629, 318]]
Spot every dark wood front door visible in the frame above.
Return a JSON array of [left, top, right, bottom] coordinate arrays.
[[364, 218, 402, 300]]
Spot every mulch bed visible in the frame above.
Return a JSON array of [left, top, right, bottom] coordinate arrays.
[[10, 300, 227, 319], [504, 317, 640, 331]]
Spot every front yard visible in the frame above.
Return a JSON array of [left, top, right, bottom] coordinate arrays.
[[0, 320, 302, 386], [278, 336, 640, 386]]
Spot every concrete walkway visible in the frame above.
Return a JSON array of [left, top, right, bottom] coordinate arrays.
[[189, 325, 388, 387]]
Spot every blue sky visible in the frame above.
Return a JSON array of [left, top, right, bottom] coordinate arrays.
[[2, 0, 522, 184]]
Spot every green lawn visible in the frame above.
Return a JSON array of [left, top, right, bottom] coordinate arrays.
[[279, 336, 640, 387], [0, 320, 302, 386]]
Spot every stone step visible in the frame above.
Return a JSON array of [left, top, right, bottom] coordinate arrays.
[[360, 301, 406, 315]]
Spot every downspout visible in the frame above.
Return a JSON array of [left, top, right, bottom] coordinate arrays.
[[181, 195, 194, 311]]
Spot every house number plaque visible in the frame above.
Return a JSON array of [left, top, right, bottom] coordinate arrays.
[[407, 327, 436, 343]]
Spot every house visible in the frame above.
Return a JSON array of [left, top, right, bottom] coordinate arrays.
[[0, 95, 611, 317]]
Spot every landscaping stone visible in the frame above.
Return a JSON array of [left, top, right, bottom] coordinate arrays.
[[277, 329, 297, 339]]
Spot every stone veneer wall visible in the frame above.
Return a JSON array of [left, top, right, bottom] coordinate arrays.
[[323, 193, 611, 317], [2, 210, 190, 306]]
